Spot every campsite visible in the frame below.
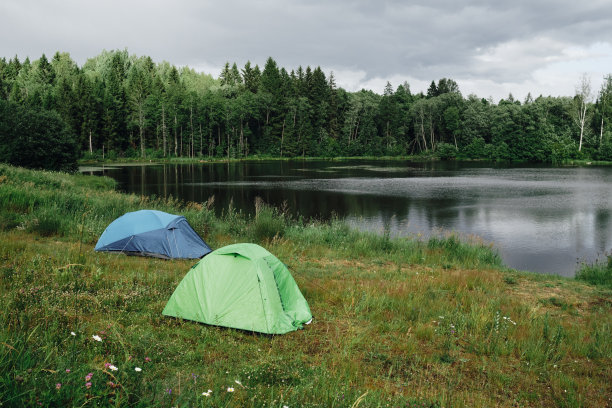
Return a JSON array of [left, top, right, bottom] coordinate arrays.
[[1, 163, 611, 407], [2, 0, 612, 404]]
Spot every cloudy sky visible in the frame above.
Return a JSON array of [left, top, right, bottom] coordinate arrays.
[[1, 0, 611, 101]]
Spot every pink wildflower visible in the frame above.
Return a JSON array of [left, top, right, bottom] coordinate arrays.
[[56, 383, 61, 390], [85, 382, 92, 389], [85, 373, 93, 381], [145, 357, 151, 362], [65, 369, 70, 373]]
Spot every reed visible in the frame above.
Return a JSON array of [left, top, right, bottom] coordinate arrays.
[[576, 255, 612, 288]]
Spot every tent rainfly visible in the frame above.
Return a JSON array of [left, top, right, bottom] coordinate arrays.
[[162, 243, 312, 334], [95, 210, 211, 259]]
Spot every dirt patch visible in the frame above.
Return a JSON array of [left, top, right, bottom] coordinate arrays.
[[508, 278, 596, 317]]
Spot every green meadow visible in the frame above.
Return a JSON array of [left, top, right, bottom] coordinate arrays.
[[0, 163, 610, 407]]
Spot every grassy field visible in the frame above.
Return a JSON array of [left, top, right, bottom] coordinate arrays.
[[0, 163, 611, 407]]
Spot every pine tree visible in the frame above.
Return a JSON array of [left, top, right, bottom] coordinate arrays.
[[379, 82, 397, 152], [230, 63, 242, 85], [102, 52, 129, 152], [327, 72, 339, 140], [259, 57, 281, 97], [36, 53, 55, 86], [427, 81, 438, 98], [166, 66, 186, 156], [127, 58, 153, 157], [242, 61, 260, 93], [220, 62, 232, 86]]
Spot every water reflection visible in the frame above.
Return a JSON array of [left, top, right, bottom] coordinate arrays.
[[83, 160, 612, 277]]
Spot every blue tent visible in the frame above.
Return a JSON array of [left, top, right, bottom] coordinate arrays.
[[95, 210, 212, 259]]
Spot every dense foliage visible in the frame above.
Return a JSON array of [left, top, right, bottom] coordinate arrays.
[[1, 50, 611, 163], [0, 100, 78, 171]]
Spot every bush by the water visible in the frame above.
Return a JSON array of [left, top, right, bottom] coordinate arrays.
[[435, 142, 458, 160], [0, 100, 78, 172], [576, 255, 612, 288]]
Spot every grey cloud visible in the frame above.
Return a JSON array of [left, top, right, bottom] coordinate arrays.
[[1, 0, 610, 97]]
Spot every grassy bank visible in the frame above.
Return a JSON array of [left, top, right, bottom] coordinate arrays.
[[0, 164, 611, 407]]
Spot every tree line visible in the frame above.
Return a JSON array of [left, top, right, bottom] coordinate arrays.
[[1, 49, 611, 170]]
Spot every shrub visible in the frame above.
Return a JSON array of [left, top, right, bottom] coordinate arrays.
[[0, 100, 78, 172], [595, 138, 612, 161], [435, 142, 458, 160]]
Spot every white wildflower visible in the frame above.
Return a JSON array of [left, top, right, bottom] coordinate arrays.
[[92, 335, 102, 342], [70, 331, 76, 336], [227, 387, 234, 392], [135, 367, 142, 372], [109, 365, 118, 371]]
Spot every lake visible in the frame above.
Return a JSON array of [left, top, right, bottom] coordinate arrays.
[[82, 160, 612, 277]]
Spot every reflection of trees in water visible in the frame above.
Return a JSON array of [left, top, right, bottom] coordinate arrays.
[[111, 161, 612, 230], [114, 162, 511, 233], [595, 210, 611, 254], [101, 161, 612, 275]]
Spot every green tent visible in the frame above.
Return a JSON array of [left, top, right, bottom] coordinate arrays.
[[162, 243, 312, 334]]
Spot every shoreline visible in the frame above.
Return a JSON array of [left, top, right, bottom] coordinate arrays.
[[78, 155, 612, 167]]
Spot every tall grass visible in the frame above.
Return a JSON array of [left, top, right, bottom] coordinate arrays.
[[1, 163, 611, 407], [576, 255, 612, 288]]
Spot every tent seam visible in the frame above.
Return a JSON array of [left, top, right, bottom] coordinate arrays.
[[173, 228, 180, 257], [120, 235, 135, 253], [256, 271, 271, 334]]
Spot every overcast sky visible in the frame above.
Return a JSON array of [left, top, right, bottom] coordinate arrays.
[[1, 0, 611, 101]]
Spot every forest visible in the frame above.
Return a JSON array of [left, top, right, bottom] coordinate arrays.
[[0, 49, 611, 171]]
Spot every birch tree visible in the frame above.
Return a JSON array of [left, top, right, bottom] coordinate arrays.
[[574, 73, 592, 152]]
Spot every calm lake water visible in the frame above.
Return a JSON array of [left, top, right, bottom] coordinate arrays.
[[82, 160, 612, 277]]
